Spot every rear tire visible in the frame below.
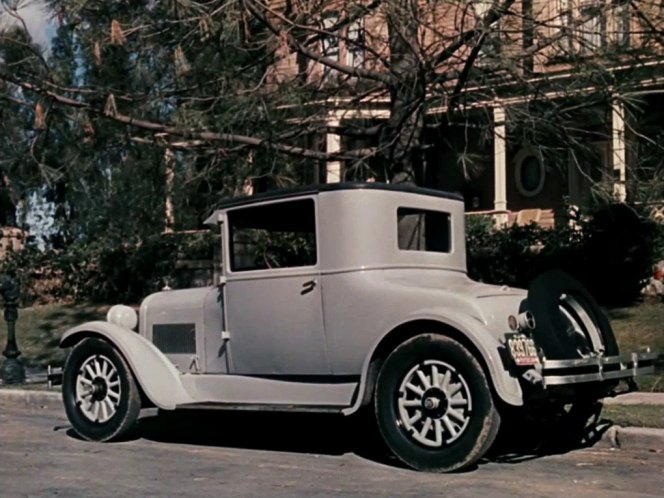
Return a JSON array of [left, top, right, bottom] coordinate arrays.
[[374, 334, 500, 472], [62, 337, 141, 442]]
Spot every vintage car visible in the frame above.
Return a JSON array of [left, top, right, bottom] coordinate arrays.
[[55, 183, 656, 472]]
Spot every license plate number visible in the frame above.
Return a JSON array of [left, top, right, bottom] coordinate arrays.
[[506, 334, 539, 366]]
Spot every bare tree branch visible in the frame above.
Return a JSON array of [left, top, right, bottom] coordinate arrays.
[[243, 0, 393, 85], [0, 70, 376, 162]]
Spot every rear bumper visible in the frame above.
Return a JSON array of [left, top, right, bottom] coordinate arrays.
[[540, 352, 658, 387]]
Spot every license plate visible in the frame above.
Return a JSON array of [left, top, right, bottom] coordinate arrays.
[[506, 333, 539, 366]]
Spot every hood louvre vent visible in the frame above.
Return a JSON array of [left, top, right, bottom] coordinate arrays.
[[153, 323, 196, 354]]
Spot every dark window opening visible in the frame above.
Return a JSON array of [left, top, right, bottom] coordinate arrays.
[[518, 155, 546, 196], [397, 208, 451, 253], [229, 199, 317, 272]]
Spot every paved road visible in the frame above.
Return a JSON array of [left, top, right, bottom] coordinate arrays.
[[0, 404, 662, 498]]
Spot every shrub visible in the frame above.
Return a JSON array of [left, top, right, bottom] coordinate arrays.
[[578, 204, 658, 306], [466, 204, 659, 307], [0, 231, 217, 306]]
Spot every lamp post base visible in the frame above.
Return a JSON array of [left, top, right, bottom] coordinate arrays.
[[0, 358, 26, 385]]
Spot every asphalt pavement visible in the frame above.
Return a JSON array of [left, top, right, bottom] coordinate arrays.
[[1, 387, 663, 452], [0, 401, 663, 497]]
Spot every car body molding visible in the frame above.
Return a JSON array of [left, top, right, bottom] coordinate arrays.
[[60, 321, 193, 409]]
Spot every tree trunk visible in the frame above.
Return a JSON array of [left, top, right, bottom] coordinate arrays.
[[383, 1, 426, 185]]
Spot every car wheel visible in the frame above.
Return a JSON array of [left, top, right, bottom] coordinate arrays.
[[62, 337, 141, 441], [374, 334, 500, 472], [527, 270, 619, 360]]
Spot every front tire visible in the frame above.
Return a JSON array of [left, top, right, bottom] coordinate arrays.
[[374, 334, 500, 472], [62, 337, 141, 442]]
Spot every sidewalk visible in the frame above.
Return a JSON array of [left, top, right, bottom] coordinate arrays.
[[603, 392, 664, 405], [0, 387, 61, 409]]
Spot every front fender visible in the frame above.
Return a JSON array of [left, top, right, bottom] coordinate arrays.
[[343, 311, 523, 416], [61, 321, 193, 409]]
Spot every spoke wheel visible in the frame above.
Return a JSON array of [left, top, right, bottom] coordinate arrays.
[[375, 334, 500, 473], [76, 355, 122, 424], [397, 360, 472, 447], [63, 338, 141, 442]]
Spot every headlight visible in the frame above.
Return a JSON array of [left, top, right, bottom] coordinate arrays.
[[107, 305, 138, 330]]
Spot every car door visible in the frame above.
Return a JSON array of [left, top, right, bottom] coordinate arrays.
[[223, 197, 331, 375]]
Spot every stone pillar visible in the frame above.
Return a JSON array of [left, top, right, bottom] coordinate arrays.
[[611, 98, 627, 202], [326, 117, 342, 183], [493, 105, 509, 226]]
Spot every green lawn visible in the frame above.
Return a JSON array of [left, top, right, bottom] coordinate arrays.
[[607, 300, 664, 393], [602, 404, 664, 429], [608, 300, 664, 354], [0, 300, 662, 391], [0, 303, 110, 370]]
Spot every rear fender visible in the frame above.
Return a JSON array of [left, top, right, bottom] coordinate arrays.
[[61, 321, 193, 409], [343, 313, 523, 415]]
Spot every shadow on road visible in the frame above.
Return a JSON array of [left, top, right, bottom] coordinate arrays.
[[130, 409, 406, 468], [60, 403, 613, 471], [486, 402, 612, 465]]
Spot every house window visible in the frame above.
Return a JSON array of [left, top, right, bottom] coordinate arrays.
[[397, 208, 451, 253], [514, 148, 546, 197], [346, 17, 365, 68], [576, 1, 607, 54], [558, 0, 630, 54], [613, 0, 631, 48], [474, 1, 501, 67], [228, 199, 317, 272], [476, 32, 503, 68], [321, 13, 340, 82], [321, 14, 340, 59]]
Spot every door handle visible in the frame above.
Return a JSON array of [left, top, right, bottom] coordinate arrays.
[[301, 279, 317, 295]]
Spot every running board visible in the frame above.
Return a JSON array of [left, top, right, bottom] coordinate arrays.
[[174, 402, 345, 413], [177, 374, 359, 408]]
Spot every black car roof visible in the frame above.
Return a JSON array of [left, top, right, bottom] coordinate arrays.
[[214, 182, 464, 210]]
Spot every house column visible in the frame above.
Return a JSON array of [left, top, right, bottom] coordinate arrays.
[[611, 97, 627, 202], [493, 105, 509, 226], [326, 116, 342, 183]]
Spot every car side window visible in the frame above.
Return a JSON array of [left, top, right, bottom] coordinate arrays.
[[397, 207, 451, 253], [229, 199, 317, 272]]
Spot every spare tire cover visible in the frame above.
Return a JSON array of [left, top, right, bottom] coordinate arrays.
[[527, 270, 619, 360]]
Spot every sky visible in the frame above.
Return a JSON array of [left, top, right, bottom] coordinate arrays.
[[0, 0, 55, 51], [1, 2, 57, 244]]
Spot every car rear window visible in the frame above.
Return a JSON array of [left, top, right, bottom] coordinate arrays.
[[397, 207, 451, 253], [229, 199, 317, 271]]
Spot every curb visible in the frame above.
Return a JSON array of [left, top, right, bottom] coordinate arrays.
[[599, 425, 664, 451], [603, 392, 664, 405], [0, 389, 62, 410]]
